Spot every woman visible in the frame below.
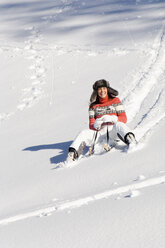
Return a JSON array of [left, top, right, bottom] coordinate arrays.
[[67, 79, 136, 162]]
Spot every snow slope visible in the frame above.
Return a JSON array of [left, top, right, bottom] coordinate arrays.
[[0, 0, 165, 247]]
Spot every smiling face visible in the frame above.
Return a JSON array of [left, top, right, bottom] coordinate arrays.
[[97, 87, 108, 99]]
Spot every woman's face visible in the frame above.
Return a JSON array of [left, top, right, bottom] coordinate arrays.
[[97, 87, 108, 98]]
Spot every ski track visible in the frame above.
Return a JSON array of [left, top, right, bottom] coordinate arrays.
[[135, 88, 165, 141], [123, 25, 165, 141], [0, 175, 165, 226]]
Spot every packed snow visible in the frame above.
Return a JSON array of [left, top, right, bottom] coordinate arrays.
[[0, 0, 165, 247]]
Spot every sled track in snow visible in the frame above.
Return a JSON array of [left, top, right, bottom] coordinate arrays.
[[123, 26, 165, 141], [0, 175, 165, 226]]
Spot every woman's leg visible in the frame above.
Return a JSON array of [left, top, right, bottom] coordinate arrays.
[[113, 122, 136, 144], [69, 129, 96, 157]]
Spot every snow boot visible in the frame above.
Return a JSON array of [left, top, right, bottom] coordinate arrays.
[[66, 147, 78, 162], [124, 132, 137, 146]]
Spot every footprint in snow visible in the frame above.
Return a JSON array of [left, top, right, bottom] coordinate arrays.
[[38, 212, 52, 218], [124, 190, 141, 198], [134, 175, 146, 181], [116, 190, 141, 200]]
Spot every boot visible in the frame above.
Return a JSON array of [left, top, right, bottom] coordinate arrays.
[[124, 132, 137, 146], [66, 147, 78, 162]]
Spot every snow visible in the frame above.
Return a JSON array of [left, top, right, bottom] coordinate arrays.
[[0, 0, 165, 247]]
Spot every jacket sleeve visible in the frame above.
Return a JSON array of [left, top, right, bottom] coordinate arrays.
[[89, 108, 97, 130], [115, 99, 127, 123]]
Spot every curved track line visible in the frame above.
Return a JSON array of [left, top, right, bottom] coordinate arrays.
[[120, 26, 165, 142], [135, 88, 165, 140], [124, 27, 165, 122], [121, 26, 164, 103], [0, 175, 165, 226]]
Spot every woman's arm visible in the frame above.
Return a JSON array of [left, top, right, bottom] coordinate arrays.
[[115, 98, 127, 123], [89, 108, 97, 130]]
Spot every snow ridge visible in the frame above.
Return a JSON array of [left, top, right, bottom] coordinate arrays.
[[0, 175, 164, 226], [122, 26, 165, 141]]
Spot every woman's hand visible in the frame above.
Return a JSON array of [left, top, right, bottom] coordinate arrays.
[[102, 115, 118, 124], [94, 118, 104, 130]]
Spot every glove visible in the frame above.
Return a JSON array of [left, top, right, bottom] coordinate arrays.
[[94, 118, 104, 130], [102, 115, 118, 124]]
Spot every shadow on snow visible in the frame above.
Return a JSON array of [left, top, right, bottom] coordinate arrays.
[[23, 140, 72, 164], [0, 0, 165, 40]]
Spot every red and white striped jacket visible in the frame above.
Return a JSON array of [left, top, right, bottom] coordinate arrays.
[[89, 97, 127, 130]]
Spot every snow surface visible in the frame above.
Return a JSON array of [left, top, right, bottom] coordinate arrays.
[[0, 0, 165, 247]]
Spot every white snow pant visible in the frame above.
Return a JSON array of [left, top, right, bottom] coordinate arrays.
[[70, 122, 132, 155]]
